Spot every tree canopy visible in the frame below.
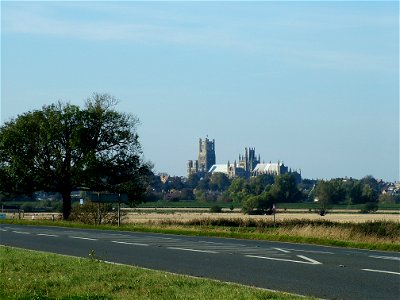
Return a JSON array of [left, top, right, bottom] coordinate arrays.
[[0, 93, 151, 219]]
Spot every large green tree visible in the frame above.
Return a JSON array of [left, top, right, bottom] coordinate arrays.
[[249, 174, 274, 195], [242, 192, 273, 215], [269, 173, 302, 203], [209, 172, 230, 191], [0, 93, 151, 219], [226, 177, 249, 203]]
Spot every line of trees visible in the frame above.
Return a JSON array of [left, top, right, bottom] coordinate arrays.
[[147, 173, 398, 214], [311, 176, 391, 214], [146, 172, 306, 214]]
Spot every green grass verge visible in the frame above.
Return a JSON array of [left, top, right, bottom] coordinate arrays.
[[0, 246, 309, 300], [2, 219, 399, 252]]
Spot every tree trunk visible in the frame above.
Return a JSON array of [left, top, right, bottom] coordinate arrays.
[[62, 191, 72, 220]]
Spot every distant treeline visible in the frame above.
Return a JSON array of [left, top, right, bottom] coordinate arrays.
[[144, 173, 399, 214]]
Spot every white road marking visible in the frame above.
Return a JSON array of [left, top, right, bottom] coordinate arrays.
[[369, 255, 400, 261], [296, 255, 323, 264], [199, 241, 246, 247], [111, 241, 149, 246], [69, 236, 97, 241], [273, 247, 291, 253], [13, 231, 30, 235], [283, 248, 334, 254], [37, 234, 58, 237], [362, 269, 400, 276], [167, 247, 219, 254], [246, 254, 322, 265], [199, 241, 223, 245], [0, 229, 7, 232]]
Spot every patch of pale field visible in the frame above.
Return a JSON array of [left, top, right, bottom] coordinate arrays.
[[125, 212, 399, 224], [276, 224, 399, 244], [5, 210, 399, 225]]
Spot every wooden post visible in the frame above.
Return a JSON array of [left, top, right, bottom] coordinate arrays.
[[273, 203, 276, 227], [97, 192, 100, 225], [118, 201, 121, 227], [98, 202, 101, 225], [117, 193, 121, 227]]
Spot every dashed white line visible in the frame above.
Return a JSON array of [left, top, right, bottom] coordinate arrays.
[[111, 241, 149, 246], [362, 269, 400, 276], [13, 231, 30, 235], [246, 254, 322, 265], [69, 236, 97, 241], [273, 247, 291, 253], [283, 248, 334, 254], [167, 247, 219, 254], [369, 255, 400, 261], [0, 229, 7, 232], [199, 241, 225, 245], [37, 233, 59, 237], [199, 241, 246, 247]]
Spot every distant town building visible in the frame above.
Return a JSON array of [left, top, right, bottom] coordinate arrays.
[[208, 147, 260, 179], [253, 161, 288, 176], [253, 161, 302, 183], [238, 147, 261, 177], [188, 137, 216, 178], [209, 161, 247, 179], [159, 173, 169, 184]]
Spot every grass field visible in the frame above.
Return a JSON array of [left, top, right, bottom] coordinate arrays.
[[0, 246, 310, 300]]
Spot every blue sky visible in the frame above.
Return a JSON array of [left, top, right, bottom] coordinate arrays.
[[1, 1, 399, 181]]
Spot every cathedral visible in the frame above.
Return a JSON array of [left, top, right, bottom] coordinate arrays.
[[188, 137, 301, 181]]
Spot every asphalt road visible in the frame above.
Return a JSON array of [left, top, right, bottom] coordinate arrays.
[[1, 224, 399, 299]]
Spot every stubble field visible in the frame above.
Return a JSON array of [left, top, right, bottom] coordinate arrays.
[[125, 208, 399, 224]]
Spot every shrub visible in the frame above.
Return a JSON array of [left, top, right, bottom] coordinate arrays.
[[20, 203, 34, 212], [242, 193, 273, 215], [209, 205, 222, 213], [69, 201, 125, 225], [315, 208, 328, 216], [360, 202, 378, 214]]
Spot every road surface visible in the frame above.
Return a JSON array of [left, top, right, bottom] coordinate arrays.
[[1, 224, 399, 299]]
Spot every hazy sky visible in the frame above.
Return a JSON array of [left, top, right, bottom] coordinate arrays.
[[2, 1, 399, 181]]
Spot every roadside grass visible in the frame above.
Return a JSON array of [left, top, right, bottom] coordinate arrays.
[[2, 218, 399, 251], [0, 246, 309, 300]]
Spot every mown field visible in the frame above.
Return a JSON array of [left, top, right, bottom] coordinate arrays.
[[0, 246, 310, 300]]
